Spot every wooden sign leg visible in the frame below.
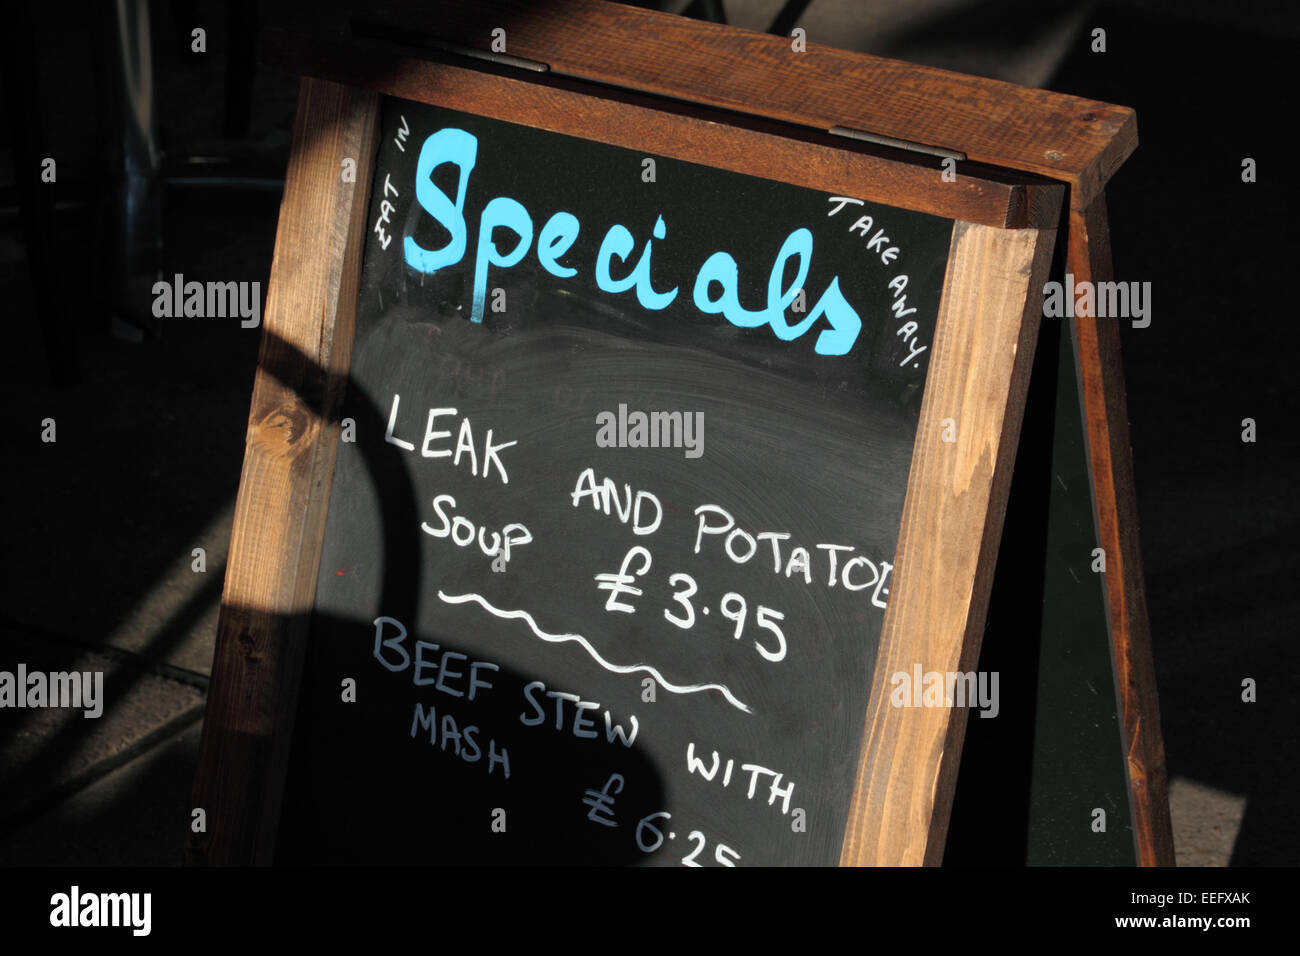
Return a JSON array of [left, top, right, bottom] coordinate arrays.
[[188, 78, 379, 865], [841, 218, 1059, 867], [1066, 196, 1176, 867]]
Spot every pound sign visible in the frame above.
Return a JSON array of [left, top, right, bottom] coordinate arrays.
[[594, 546, 652, 613], [582, 773, 626, 828]]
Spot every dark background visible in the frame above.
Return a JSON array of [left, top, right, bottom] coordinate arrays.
[[0, 0, 1295, 867]]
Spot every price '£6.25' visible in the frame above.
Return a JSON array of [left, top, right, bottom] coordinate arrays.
[[636, 811, 740, 867]]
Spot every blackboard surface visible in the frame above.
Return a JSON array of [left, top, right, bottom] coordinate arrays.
[[275, 95, 953, 865]]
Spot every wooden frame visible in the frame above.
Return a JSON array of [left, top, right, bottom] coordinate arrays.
[[841, 221, 1053, 865], [1067, 203, 1174, 867], [190, 0, 1171, 867], [188, 79, 380, 864]]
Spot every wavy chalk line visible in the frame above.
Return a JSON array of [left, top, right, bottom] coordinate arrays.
[[437, 590, 752, 714]]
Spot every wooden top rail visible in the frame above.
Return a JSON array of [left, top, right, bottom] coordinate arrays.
[[325, 0, 1135, 209]]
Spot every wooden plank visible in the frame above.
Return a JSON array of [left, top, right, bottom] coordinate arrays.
[[1066, 200, 1176, 867], [261, 28, 1062, 231], [345, 0, 1134, 210], [840, 218, 1058, 865], [188, 78, 380, 865]]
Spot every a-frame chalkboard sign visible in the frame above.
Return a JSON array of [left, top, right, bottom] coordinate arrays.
[[190, 0, 1173, 867]]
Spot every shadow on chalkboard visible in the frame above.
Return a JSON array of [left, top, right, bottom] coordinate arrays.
[[275, 609, 672, 866], [244, 331, 668, 865]]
